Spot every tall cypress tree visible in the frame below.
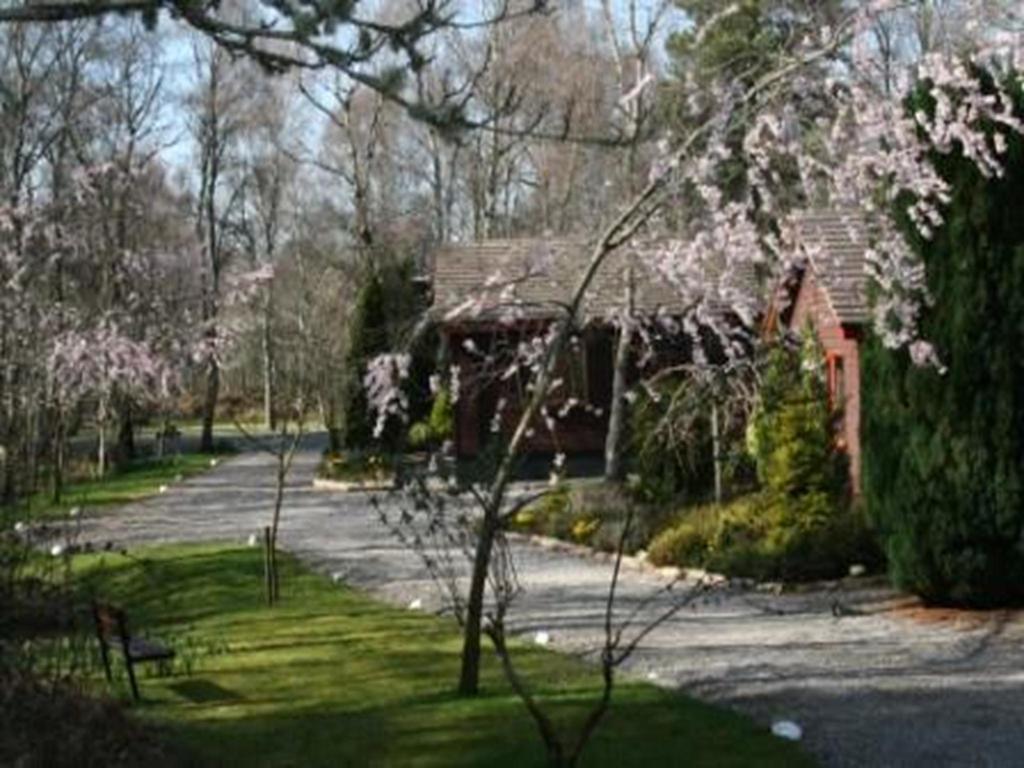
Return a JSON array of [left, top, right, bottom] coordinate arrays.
[[342, 273, 390, 449], [862, 69, 1024, 606]]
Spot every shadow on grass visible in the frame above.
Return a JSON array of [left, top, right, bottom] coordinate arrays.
[[168, 680, 245, 704], [74, 544, 815, 768]]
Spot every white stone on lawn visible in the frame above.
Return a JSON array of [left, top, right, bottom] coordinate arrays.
[[534, 631, 550, 646], [50, 544, 65, 557], [332, 571, 347, 584], [771, 720, 803, 741], [68, 507, 81, 518], [13, 521, 26, 533], [158, 485, 168, 494], [646, 671, 659, 681], [408, 598, 423, 611]]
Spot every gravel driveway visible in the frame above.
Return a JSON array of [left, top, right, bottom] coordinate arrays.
[[79, 436, 1024, 768]]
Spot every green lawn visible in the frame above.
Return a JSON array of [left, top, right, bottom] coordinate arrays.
[[74, 545, 815, 767], [26, 453, 227, 521]]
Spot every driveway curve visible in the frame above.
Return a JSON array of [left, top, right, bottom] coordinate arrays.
[[80, 437, 1024, 768]]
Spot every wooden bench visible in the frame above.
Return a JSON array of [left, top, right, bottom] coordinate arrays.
[[92, 601, 175, 702]]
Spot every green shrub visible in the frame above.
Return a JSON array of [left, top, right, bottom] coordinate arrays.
[[509, 483, 652, 553], [428, 389, 454, 441], [407, 389, 455, 450], [647, 492, 880, 582], [342, 274, 390, 449], [407, 422, 433, 449], [628, 379, 715, 506], [510, 485, 570, 537], [344, 258, 432, 452], [647, 503, 720, 567]]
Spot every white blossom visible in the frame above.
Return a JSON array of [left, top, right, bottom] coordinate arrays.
[[364, 353, 412, 438]]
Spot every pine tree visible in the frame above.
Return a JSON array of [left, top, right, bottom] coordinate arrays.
[[862, 69, 1024, 606]]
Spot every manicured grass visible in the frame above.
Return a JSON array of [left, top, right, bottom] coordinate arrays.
[[74, 544, 815, 767], [26, 453, 227, 521]]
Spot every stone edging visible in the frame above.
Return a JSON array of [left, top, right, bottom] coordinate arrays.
[[504, 531, 886, 595], [311, 477, 395, 492], [504, 531, 718, 584]]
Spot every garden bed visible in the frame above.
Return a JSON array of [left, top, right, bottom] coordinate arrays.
[[316, 450, 398, 489]]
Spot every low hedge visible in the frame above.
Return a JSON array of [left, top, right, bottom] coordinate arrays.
[[648, 493, 882, 582], [510, 483, 665, 555], [319, 450, 397, 483]]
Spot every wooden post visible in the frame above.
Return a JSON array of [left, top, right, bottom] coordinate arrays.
[[271, 538, 279, 603], [711, 400, 723, 505], [263, 526, 273, 606]]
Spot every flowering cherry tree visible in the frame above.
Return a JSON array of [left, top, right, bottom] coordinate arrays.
[[363, 1, 1024, 697], [49, 322, 173, 477]]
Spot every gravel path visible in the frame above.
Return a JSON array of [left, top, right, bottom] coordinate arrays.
[[80, 437, 1024, 768]]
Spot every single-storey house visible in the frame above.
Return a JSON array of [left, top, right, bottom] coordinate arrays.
[[429, 238, 758, 465], [764, 210, 871, 492]]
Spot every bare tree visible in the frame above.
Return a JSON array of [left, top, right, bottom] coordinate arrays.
[[377, 477, 715, 767], [187, 39, 250, 451], [234, 409, 305, 605], [238, 78, 296, 431], [0, 0, 550, 135]]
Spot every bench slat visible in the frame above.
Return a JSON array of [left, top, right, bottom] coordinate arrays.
[[126, 637, 175, 662]]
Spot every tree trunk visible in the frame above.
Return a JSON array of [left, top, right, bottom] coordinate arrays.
[[459, 318, 573, 695], [200, 358, 220, 453], [458, 511, 498, 695], [604, 268, 634, 482], [270, 461, 286, 603], [52, 411, 66, 504], [117, 401, 135, 462], [97, 423, 107, 479], [604, 324, 632, 482], [262, 300, 275, 431]]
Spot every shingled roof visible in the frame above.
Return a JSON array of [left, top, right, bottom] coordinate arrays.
[[431, 238, 761, 324], [792, 210, 871, 325]]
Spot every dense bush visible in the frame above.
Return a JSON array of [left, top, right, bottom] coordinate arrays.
[[319, 450, 397, 484], [342, 273, 390, 449], [646, 503, 721, 567], [863, 69, 1024, 606], [647, 494, 879, 582], [627, 379, 716, 506], [648, 338, 880, 582], [1, 670, 179, 768]]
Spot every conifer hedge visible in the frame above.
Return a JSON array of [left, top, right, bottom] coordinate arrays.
[[862, 69, 1024, 606]]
